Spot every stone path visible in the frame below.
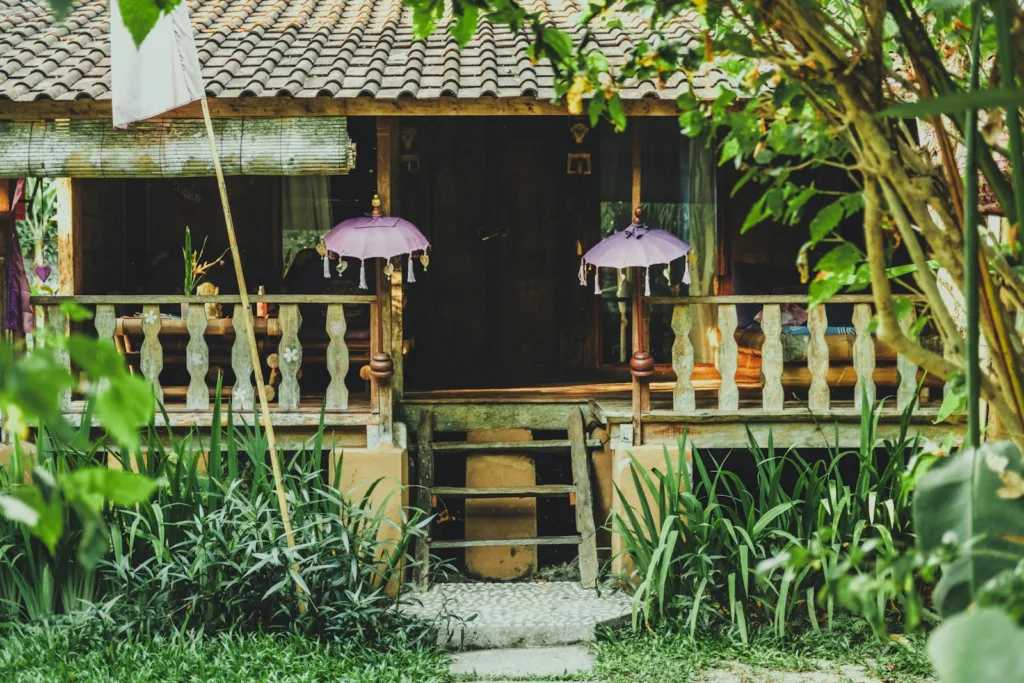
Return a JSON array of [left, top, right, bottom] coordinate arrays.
[[402, 581, 631, 650], [451, 645, 595, 678]]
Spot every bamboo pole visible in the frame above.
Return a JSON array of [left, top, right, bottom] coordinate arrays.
[[199, 98, 298, 554], [963, 15, 982, 447]]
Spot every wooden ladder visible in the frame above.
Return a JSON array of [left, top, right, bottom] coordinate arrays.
[[414, 406, 600, 590]]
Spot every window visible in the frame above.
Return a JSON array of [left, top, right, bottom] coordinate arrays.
[[597, 120, 717, 365]]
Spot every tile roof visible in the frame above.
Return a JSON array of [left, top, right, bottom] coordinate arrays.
[[0, 0, 726, 104]]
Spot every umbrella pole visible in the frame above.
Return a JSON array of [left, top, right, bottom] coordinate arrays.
[[200, 99, 300, 574]]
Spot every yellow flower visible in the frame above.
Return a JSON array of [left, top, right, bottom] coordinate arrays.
[[567, 74, 592, 116]]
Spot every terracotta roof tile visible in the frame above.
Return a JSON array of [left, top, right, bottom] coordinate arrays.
[[0, 0, 727, 103]]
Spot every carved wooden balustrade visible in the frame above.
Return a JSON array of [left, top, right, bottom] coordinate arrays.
[[29, 294, 387, 421], [646, 294, 937, 415]]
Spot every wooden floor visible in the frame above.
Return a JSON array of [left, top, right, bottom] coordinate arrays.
[[65, 395, 378, 428]]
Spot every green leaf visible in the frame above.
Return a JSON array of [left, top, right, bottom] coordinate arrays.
[[881, 87, 1024, 119], [117, 0, 170, 48], [936, 374, 967, 423], [914, 442, 1024, 617], [450, 3, 479, 46], [607, 93, 626, 132], [678, 109, 704, 137], [66, 467, 158, 508], [0, 493, 40, 526], [809, 242, 861, 307], [0, 486, 63, 554], [92, 374, 155, 449], [927, 608, 1024, 683], [809, 200, 845, 245]]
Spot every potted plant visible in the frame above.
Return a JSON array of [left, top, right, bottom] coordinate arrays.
[[181, 226, 227, 317]]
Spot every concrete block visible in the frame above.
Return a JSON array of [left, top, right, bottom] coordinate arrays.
[[610, 441, 692, 577]]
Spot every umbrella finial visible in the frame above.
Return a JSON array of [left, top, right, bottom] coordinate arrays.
[[371, 193, 382, 218], [633, 205, 643, 225]]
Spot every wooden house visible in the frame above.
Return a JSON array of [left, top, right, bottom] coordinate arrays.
[[0, 0, 958, 580]]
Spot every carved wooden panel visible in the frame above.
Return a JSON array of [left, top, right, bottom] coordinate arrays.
[[807, 305, 830, 411], [140, 304, 163, 405], [231, 305, 255, 412], [718, 304, 739, 411], [853, 303, 876, 411], [325, 303, 349, 410], [277, 304, 302, 410], [760, 304, 784, 410], [671, 304, 695, 412], [186, 305, 209, 410], [897, 307, 918, 411], [94, 305, 116, 347]]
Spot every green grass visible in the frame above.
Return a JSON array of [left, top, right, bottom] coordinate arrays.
[[0, 624, 450, 683], [593, 620, 934, 683]]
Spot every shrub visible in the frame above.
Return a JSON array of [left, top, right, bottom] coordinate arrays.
[[612, 396, 937, 641], [1, 390, 430, 645]]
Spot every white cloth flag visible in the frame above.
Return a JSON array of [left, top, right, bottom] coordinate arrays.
[[110, 0, 205, 128]]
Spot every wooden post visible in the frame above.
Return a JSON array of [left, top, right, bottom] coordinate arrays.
[[760, 304, 784, 410], [55, 178, 83, 295], [717, 304, 739, 410], [629, 120, 650, 445], [0, 179, 11, 337], [807, 305, 830, 412], [671, 304, 696, 412], [377, 117, 404, 404]]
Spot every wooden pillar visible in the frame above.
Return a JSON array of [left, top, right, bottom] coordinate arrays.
[[0, 179, 12, 336], [629, 121, 650, 445], [55, 178, 83, 295], [377, 118, 404, 400]]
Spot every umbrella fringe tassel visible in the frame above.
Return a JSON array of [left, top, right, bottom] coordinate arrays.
[[407, 255, 416, 283], [323, 254, 330, 279], [644, 267, 651, 296], [359, 260, 368, 290], [594, 269, 601, 295]]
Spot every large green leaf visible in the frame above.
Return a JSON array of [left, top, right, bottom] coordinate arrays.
[[881, 88, 1024, 119], [914, 442, 1024, 617], [928, 608, 1024, 683]]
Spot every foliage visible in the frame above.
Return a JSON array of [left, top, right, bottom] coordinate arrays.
[[181, 226, 227, 295], [1, 308, 155, 449], [0, 621, 448, 683], [100, 403, 430, 641], [14, 178, 58, 270], [913, 441, 1024, 618], [612, 397, 932, 643], [1, 383, 431, 645], [594, 618, 933, 683]]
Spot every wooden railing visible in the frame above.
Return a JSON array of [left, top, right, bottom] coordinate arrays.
[[29, 294, 384, 417], [647, 294, 934, 414]]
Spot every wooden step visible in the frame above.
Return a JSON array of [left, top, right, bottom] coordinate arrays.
[[431, 485, 576, 498], [429, 535, 583, 549], [430, 438, 603, 454]]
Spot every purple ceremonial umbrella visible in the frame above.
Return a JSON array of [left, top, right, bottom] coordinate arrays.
[[580, 206, 689, 296], [322, 194, 430, 289], [320, 193, 430, 379], [580, 205, 689, 375]]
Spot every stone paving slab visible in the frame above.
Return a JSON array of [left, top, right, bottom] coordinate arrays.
[[401, 581, 631, 650], [451, 645, 596, 677]]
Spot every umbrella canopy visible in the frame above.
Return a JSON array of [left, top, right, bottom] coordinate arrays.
[[581, 206, 689, 295], [321, 194, 430, 288], [324, 214, 430, 260]]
